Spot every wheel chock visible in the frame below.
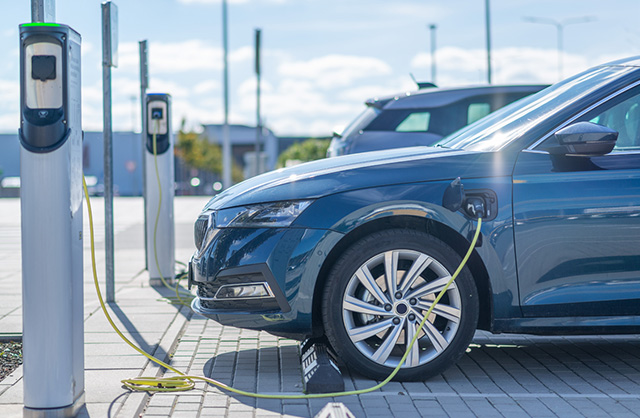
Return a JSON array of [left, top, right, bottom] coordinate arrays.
[[301, 339, 344, 394]]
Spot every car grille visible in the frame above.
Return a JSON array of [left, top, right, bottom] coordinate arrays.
[[194, 213, 210, 250]]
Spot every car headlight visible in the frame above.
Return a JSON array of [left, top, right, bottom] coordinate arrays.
[[216, 200, 313, 228], [195, 210, 215, 251]]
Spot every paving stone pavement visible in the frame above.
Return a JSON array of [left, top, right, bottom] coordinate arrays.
[[1, 197, 639, 417], [136, 319, 640, 418]]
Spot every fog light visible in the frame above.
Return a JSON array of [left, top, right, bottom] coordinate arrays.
[[214, 282, 273, 300]]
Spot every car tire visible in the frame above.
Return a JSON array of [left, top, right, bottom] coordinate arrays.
[[322, 229, 479, 381]]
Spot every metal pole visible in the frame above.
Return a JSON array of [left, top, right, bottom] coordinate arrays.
[[102, 2, 115, 302], [429, 24, 437, 84], [222, 0, 231, 188], [254, 28, 261, 177], [139, 40, 149, 269], [31, 0, 55, 22], [485, 0, 492, 84]]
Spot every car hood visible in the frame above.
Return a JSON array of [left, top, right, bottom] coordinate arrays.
[[204, 146, 512, 210]]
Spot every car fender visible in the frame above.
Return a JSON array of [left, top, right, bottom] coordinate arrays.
[[295, 178, 520, 331]]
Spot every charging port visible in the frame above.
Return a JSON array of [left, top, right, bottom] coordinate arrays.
[[463, 189, 497, 221], [151, 107, 163, 120]]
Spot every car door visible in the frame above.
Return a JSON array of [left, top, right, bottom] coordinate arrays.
[[512, 84, 640, 318]]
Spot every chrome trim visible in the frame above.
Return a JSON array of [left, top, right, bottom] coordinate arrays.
[[198, 281, 275, 301], [522, 148, 640, 156], [520, 149, 549, 155], [527, 79, 640, 151]]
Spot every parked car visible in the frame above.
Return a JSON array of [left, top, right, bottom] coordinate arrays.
[[327, 84, 547, 157], [189, 56, 640, 381]]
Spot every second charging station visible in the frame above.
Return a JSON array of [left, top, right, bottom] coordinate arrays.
[[144, 93, 175, 282]]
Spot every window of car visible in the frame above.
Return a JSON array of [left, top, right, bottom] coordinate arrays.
[[395, 112, 431, 132], [339, 106, 380, 138], [587, 92, 640, 150], [467, 102, 491, 124], [437, 65, 638, 152], [537, 84, 640, 152]]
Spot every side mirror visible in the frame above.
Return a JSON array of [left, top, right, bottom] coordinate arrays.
[[549, 121, 618, 156]]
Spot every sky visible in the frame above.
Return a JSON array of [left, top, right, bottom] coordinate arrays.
[[1, 0, 639, 137]]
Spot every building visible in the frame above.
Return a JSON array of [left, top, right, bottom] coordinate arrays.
[[0, 127, 322, 198], [0, 132, 143, 197], [201, 124, 279, 178]]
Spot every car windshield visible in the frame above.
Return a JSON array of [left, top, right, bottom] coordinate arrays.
[[436, 65, 638, 151], [339, 106, 379, 139]]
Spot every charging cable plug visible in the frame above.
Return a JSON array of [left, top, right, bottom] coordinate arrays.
[[465, 197, 486, 219]]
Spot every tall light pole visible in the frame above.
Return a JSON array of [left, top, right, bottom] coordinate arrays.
[[221, 0, 231, 189], [485, 0, 492, 84], [254, 28, 262, 177], [523, 16, 595, 80], [429, 24, 437, 84]]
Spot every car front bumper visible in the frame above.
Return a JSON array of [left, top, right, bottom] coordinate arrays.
[[189, 226, 344, 339]]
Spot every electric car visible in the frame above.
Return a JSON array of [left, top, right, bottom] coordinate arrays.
[[190, 56, 640, 381], [326, 84, 547, 157]]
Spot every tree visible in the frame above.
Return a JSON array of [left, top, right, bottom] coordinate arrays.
[[174, 124, 243, 183], [277, 138, 330, 168]]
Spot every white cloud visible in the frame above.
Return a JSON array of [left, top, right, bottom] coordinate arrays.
[[230, 46, 254, 64], [217, 54, 417, 136], [336, 80, 415, 103], [232, 75, 359, 135], [114, 40, 264, 76], [278, 54, 393, 88], [409, 46, 632, 86], [82, 41, 95, 56], [193, 80, 220, 94], [147, 78, 191, 98], [116, 40, 223, 75]]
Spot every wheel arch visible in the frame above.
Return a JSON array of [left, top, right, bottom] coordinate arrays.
[[310, 215, 493, 337]]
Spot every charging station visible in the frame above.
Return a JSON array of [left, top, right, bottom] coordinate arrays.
[[144, 93, 175, 282], [19, 22, 85, 416]]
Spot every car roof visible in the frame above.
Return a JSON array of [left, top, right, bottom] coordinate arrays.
[[599, 56, 640, 67], [365, 84, 549, 110]]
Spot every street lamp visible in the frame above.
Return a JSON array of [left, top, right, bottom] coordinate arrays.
[[523, 16, 595, 80], [428, 24, 437, 84], [222, 0, 231, 189], [485, 0, 492, 84]]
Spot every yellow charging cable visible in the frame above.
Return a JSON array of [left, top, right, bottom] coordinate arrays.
[[150, 120, 194, 307], [83, 172, 481, 397]]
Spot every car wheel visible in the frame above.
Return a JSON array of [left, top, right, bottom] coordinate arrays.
[[322, 229, 479, 381]]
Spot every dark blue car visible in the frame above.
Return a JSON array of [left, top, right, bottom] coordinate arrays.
[[326, 84, 546, 157], [189, 57, 640, 381]]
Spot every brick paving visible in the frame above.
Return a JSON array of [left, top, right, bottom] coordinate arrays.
[[137, 318, 640, 418]]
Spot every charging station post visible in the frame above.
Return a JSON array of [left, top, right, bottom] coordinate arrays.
[[19, 22, 85, 416], [144, 93, 175, 282]]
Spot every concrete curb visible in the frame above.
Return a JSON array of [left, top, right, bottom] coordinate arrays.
[[0, 333, 22, 342]]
